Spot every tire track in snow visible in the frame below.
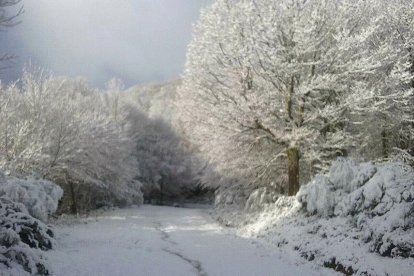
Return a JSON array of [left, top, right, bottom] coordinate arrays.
[[162, 248, 208, 276], [154, 222, 208, 276], [154, 222, 178, 245]]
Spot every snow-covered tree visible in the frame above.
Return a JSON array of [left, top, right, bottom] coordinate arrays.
[[120, 103, 203, 202], [178, 0, 414, 196], [349, 0, 414, 165], [118, 80, 211, 202], [0, 69, 142, 213]]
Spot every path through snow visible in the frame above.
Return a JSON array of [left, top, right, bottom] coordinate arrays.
[[46, 205, 336, 276]]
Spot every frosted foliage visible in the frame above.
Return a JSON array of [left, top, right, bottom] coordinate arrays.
[[0, 172, 63, 221], [0, 71, 144, 211], [298, 158, 414, 257]]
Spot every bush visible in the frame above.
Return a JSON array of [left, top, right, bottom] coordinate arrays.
[[244, 187, 280, 212], [0, 171, 63, 221]]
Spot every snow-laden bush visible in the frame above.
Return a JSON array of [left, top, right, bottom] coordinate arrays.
[[296, 175, 336, 217], [0, 171, 63, 221], [297, 158, 414, 257], [0, 197, 54, 275], [214, 179, 252, 209], [245, 187, 280, 211]]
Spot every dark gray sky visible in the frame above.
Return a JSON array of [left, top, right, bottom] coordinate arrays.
[[0, 0, 211, 87]]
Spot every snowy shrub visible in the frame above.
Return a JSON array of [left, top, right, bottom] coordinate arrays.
[[107, 179, 144, 208], [296, 175, 337, 217], [0, 197, 54, 275], [0, 172, 63, 221], [0, 198, 55, 251], [245, 187, 280, 211], [297, 158, 414, 258], [0, 244, 49, 276], [214, 179, 252, 209]]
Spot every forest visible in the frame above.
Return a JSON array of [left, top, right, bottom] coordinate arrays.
[[0, 0, 413, 275]]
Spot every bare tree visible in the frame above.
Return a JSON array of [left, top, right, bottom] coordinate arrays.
[[0, 0, 23, 69]]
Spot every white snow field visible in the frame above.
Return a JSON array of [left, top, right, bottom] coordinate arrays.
[[45, 205, 335, 276]]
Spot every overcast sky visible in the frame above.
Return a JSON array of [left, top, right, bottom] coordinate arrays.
[[0, 0, 211, 87]]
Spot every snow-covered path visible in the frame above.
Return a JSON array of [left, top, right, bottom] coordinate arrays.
[[46, 205, 333, 276]]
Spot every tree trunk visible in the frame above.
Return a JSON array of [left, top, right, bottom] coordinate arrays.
[[408, 47, 414, 88], [68, 181, 78, 214], [381, 128, 388, 159], [287, 147, 300, 196]]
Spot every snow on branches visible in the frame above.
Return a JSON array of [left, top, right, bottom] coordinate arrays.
[[0, 69, 143, 212], [177, 0, 414, 195]]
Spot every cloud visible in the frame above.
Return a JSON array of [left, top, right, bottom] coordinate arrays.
[[1, 0, 210, 87]]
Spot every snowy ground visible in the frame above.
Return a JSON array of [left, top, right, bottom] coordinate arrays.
[[44, 205, 336, 276]]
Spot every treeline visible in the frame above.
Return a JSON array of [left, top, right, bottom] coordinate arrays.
[[0, 69, 204, 213], [176, 0, 414, 199]]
